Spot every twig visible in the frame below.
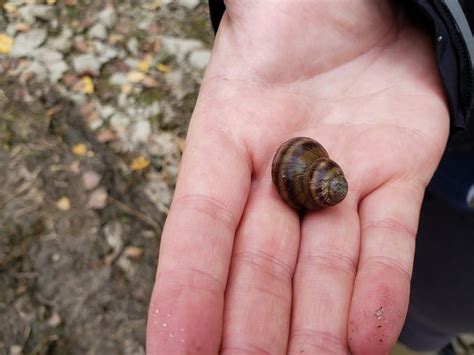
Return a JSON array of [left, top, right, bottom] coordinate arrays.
[[109, 197, 162, 232]]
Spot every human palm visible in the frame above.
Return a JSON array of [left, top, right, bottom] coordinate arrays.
[[147, 1, 449, 354]]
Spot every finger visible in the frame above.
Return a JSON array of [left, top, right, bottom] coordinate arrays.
[[348, 182, 423, 355], [147, 120, 251, 354], [288, 196, 359, 355], [221, 177, 300, 354]]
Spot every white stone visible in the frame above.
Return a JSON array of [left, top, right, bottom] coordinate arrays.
[[188, 49, 211, 70], [130, 120, 151, 145], [126, 37, 139, 56], [31, 48, 69, 83], [99, 105, 116, 120], [110, 113, 130, 137], [179, 0, 200, 10], [72, 53, 101, 75], [109, 72, 128, 86], [19, 5, 56, 24], [160, 35, 203, 62], [98, 6, 117, 29], [10, 29, 47, 58], [144, 172, 173, 214], [94, 41, 119, 64], [47, 27, 73, 52], [24, 61, 48, 82], [88, 23, 108, 40]]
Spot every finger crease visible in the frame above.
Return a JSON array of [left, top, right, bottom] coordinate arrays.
[[173, 193, 237, 230], [362, 217, 417, 240], [290, 328, 348, 354], [362, 255, 411, 283], [232, 249, 294, 284], [220, 343, 272, 355], [158, 267, 225, 295], [298, 249, 357, 277]]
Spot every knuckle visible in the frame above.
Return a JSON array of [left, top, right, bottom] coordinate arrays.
[[362, 217, 417, 240], [298, 249, 357, 278]]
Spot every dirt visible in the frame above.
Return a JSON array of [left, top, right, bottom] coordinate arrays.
[[0, 2, 214, 354]]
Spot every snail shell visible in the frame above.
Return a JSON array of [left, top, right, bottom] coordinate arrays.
[[271, 137, 348, 210]]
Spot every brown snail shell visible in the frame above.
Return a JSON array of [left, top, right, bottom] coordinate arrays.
[[271, 137, 348, 210]]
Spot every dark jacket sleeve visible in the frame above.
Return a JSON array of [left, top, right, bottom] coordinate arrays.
[[208, 0, 474, 150]]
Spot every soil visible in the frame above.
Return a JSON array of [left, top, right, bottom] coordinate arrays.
[[0, 2, 214, 354]]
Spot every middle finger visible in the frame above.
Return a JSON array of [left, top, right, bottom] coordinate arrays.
[[221, 177, 300, 354], [289, 200, 359, 354]]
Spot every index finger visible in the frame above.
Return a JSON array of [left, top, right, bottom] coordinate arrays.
[[146, 115, 251, 354]]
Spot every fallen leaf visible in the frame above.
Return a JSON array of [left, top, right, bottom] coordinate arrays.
[[81, 76, 94, 94], [156, 63, 171, 73], [9, 345, 22, 355], [96, 129, 117, 143], [127, 70, 146, 83], [138, 54, 153, 72], [3, 3, 17, 14], [79, 101, 98, 122], [65, 0, 77, 6], [176, 136, 186, 153], [47, 312, 62, 328], [15, 23, 31, 32], [46, 105, 63, 116], [88, 187, 108, 209], [72, 143, 87, 156], [47, 0, 57, 4], [109, 33, 124, 45], [0, 34, 14, 54], [56, 197, 71, 211], [145, 0, 161, 10], [142, 76, 158, 88], [152, 39, 161, 53], [82, 171, 102, 191], [130, 156, 150, 171], [123, 246, 144, 260], [121, 83, 133, 94]]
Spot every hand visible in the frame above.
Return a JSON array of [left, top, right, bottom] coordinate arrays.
[[147, 1, 449, 354]]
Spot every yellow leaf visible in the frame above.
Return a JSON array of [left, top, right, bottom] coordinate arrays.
[[138, 54, 153, 72], [0, 34, 14, 55], [124, 246, 144, 259], [56, 197, 71, 211], [156, 63, 171, 74], [121, 83, 133, 94], [127, 70, 146, 83], [72, 143, 87, 156], [175, 136, 186, 153], [81, 76, 94, 94], [145, 0, 161, 10], [47, 0, 57, 4], [3, 3, 17, 13], [130, 156, 151, 171]]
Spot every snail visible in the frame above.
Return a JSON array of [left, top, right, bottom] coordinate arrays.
[[271, 137, 348, 210]]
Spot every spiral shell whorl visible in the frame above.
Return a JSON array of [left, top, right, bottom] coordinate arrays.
[[271, 137, 348, 211]]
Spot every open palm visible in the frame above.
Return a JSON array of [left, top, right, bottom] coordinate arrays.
[[147, 1, 449, 354]]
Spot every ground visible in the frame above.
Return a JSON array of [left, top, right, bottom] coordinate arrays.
[[0, 1, 212, 354]]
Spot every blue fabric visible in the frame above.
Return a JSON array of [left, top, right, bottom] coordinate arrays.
[[427, 151, 474, 212]]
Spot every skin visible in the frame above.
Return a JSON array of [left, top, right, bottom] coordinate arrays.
[[147, 1, 450, 354]]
